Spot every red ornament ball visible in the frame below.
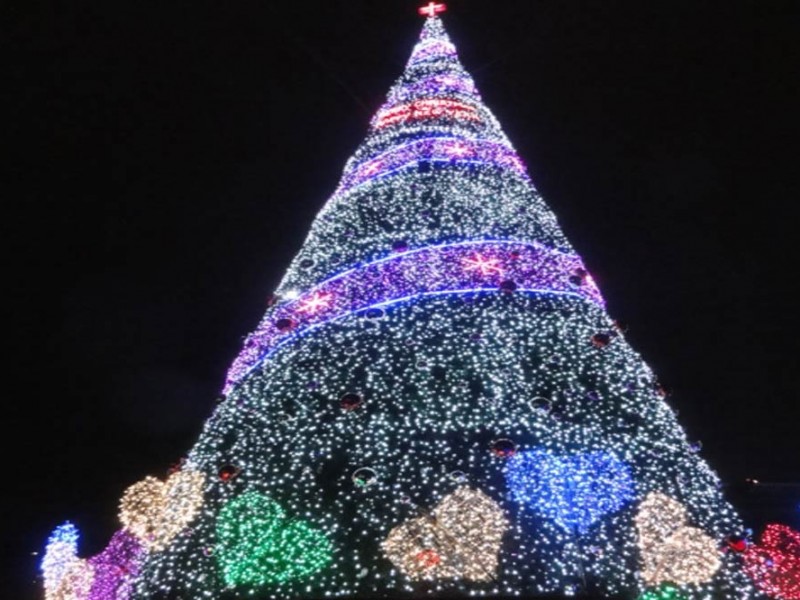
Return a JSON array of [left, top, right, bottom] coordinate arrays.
[[339, 392, 364, 411], [726, 535, 748, 553], [591, 332, 611, 348], [275, 318, 294, 332], [499, 280, 517, 293], [218, 465, 240, 482], [490, 438, 518, 458]]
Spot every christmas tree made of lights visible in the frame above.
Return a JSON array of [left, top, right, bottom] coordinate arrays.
[[42, 7, 761, 600]]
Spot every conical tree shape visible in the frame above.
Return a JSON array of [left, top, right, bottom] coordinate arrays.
[[41, 15, 758, 600]]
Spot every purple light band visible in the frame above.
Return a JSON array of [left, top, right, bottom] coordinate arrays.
[[387, 74, 478, 104], [224, 240, 603, 393], [409, 39, 457, 64], [335, 137, 525, 196]]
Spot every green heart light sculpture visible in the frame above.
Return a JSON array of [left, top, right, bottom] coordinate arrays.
[[638, 584, 688, 600], [216, 491, 332, 587]]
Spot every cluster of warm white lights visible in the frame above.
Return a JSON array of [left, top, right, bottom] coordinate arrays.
[[634, 492, 723, 586], [118, 469, 206, 552], [45, 12, 760, 600], [50, 564, 95, 600], [382, 486, 507, 581]]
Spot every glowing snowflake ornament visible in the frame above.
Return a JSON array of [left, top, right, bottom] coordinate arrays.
[[463, 253, 503, 276], [298, 291, 332, 314]]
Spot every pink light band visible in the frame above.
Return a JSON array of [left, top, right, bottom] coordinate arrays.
[[373, 99, 480, 130]]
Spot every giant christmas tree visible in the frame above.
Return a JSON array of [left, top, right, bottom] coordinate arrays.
[[43, 6, 762, 600]]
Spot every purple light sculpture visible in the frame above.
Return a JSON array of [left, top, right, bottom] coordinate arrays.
[[88, 530, 146, 600]]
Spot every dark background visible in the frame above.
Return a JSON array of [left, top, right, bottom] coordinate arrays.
[[5, 1, 800, 598]]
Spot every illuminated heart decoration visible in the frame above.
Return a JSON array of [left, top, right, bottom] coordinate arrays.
[[505, 448, 635, 533], [119, 469, 205, 551], [382, 486, 508, 582], [215, 491, 332, 586], [638, 584, 687, 599], [87, 529, 146, 600], [634, 492, 721, 586], [744, 523, 800, 600]]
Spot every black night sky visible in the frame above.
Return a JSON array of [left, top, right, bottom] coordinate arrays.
[[6, 1, 800, 598]]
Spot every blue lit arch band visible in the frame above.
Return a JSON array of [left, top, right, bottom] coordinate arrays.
[[224, 240, 603, 393], [334, 136, 527, 197]]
